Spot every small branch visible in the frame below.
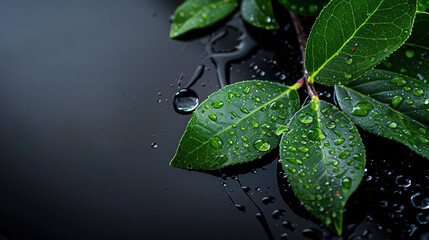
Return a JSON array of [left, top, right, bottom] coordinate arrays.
[[288, 10, 318, 99]]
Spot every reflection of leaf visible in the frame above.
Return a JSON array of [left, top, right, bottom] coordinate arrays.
[[277, 0, 329, 16], [305, 0, 417, 86], [241, 0, 279, 29], [280, 99, 365, 235], [170, 81, 300, 170], [170, 0, 238, 38], [335, 70, 429, 159], [378, 12, 429, 83]]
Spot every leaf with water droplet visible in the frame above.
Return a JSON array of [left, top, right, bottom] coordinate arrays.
[[278, 0, 329, 16], [170, 0, 239, 38], [305, 0, 417, 86], [336, 71, 429, 159], [241, 0, 279, 29], [170, 81, 300, 170], [377, 13, 429, 83], [280, 99, 366, 235]]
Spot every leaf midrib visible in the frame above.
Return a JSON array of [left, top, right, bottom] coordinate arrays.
[[315, 101, 331, 184], [179, 86, 293, 159], [178, 0, 237, 31], [309, 0, 385, 80]]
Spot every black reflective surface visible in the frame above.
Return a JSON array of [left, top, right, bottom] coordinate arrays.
[[0, 1, 428, 240]]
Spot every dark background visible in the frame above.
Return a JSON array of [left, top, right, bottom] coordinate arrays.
[[0, 1, 428, 240]]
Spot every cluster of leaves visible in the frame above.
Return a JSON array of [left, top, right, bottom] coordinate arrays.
[[169, 0, 429, 236]]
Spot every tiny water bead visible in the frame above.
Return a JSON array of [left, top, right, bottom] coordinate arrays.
[[150, 143, 158, 149], [173, 88, 199, 113]]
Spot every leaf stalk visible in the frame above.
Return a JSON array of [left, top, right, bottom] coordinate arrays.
[[288, 10, 318, 99]]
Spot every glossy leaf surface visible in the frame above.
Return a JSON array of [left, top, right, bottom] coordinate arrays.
[[378, 12, 429, 83], [335, 71, 429, 159], [170, 0, 238, 38], [305, 0, 417, 86], [280, 99, 366, 235], [277, 0, 329, 16], [170, 81, 300, 170], [241, 0, 279, 29], [418, 0, 429, 11]]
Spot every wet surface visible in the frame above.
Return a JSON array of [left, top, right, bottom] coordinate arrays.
[[0, 1, 428, 240]]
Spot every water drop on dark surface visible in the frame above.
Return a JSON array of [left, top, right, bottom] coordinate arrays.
[[173, 88, 199, 114], [262, 196, 275, 205], [150, 143, 158, 149], [272, 209, 286, 219], [234, 203, 246, 212]]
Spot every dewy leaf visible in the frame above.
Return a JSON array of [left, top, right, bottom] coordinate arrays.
[[241, 0, 279, 29], [280, 99, 366, 235], [335, 69, 429, 159], [278, 0, 329, 16], [170, 0, 238, 38], [378, 12, 429, 83], [305, 0, 417, 86], [170, 81, 300, 170]]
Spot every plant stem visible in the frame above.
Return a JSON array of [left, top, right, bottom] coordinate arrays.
[[288, 10, 318, 99]]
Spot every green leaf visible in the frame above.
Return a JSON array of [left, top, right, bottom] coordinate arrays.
[[241, 0, 279, 29], [378, 12, 429, 82], [335, 69, 429, 159], [277, 0, 329, 16], [280, 99, 366, 235], [418, 0, 429, 11], [305, 0, 417, 86], [170, 81, 300, 170], [170, 0, 239, 38]]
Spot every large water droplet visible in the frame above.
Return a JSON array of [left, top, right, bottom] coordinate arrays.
[[209, 113, 217, 121], [240, 107, 249, 114], [351, 99, 374, 117], [334, 138, 345, 145], [254, 139, 271, 152], [405, 49, 415, 58], [275, 125, 289, 136], [342, 177, 352, 189], [411, 192, 429, 209], [209, 136, 223, 149], [173, 88, 199, 113], [345, 57, 353, 65], [262, 196, 275, 205], [395, 175, 411, 188], [298, 113, 314, 124], [211, 100, 224, 108], [339, 150, 350, 159], [413, 87, 424, 96], [344, 73, 353, 79], [388, 121, 397, 129], [391, 95, 404, 108], [389, 76, 407, 87]]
